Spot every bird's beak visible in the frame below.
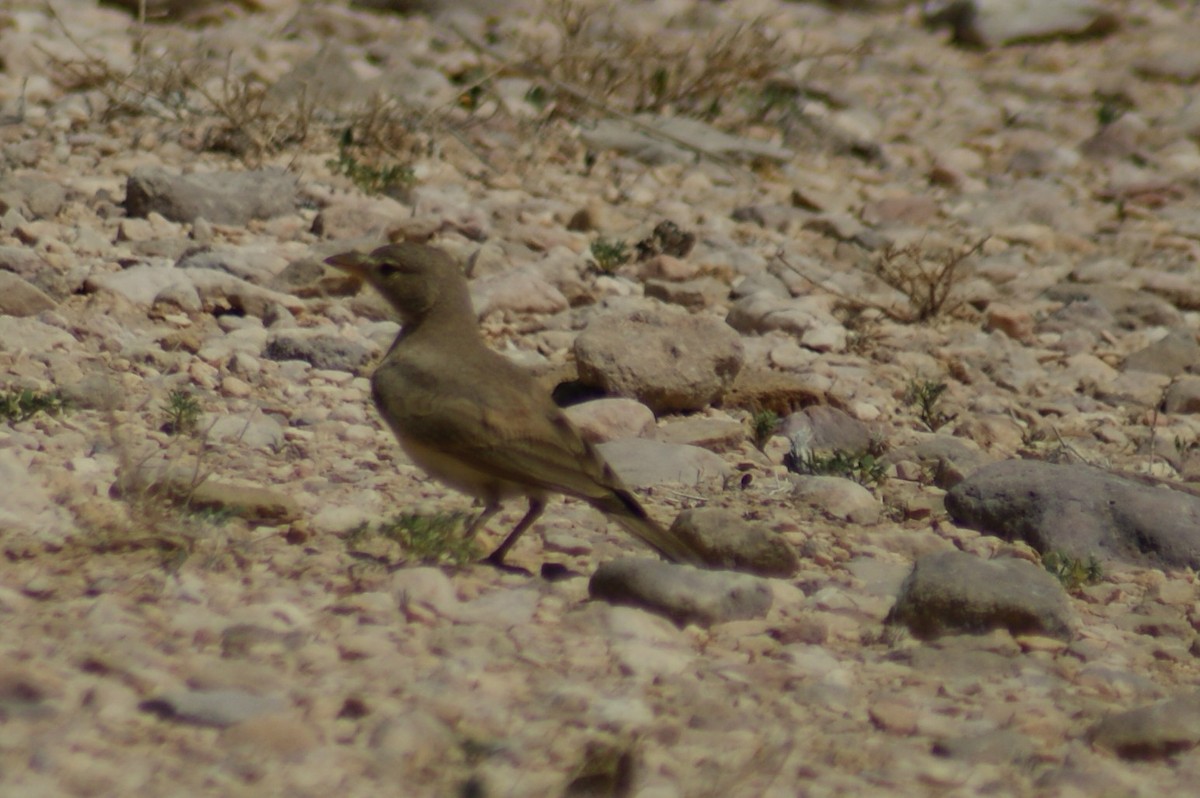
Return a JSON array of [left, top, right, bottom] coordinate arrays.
[[324, 251, 371, 277]]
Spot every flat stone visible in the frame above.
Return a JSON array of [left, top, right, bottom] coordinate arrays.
[[1089, 692, 1200, 760], [140, 688, 286, 728], [0, 270, 56, 316], [668, 507, 800, 577], [1122, 330, 1200, 377], [597, 438, 730, 488], [589, 557, 773, 627], [263, 328, 375, 373], [655, 418, 746, 452], [563, 397, 656, 443], [187, 481, 301, 523], [926, 0, 1119, 48], [125, 167, 299, 225]]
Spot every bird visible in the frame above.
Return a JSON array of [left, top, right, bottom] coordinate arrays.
[[324, 242, 707, 568]]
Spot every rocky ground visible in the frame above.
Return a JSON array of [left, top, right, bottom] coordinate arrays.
[[4, 0, 1200, 795]]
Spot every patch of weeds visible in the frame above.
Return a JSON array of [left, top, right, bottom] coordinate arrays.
[[450, 66, 489, 112], [161, 389, 202, 436], [590, 237, 630, 273], [748, 81, 801, 121], [860, 624, 908, 647], [750, 409, 779, 451], [186, 504, 238, 527], [503, 0, 795, 118], [842, 308, 883, 356], [44, 7, 433, 167], [44, 20, 315, 160], [344, 521, 375, 549], [327, 128, 415, 197], [784, 447, 887, 486], [1095, 90, 1133, 127], [0, 388, 69, 423], [904, 379, 956, 432], [565, 738, 636, 797], [348, 512, 477, 566], [1042, 551, 1103, 591], [524, 83, 550, 110]]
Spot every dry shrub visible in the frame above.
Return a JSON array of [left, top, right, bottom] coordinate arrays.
[[872, 237, 987, 322], [777, 237, 988, 325], [513, 0, 792, 118], [42, 9, 424, 169]]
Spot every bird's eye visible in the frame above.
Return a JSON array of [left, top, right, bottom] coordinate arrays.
[[378, 264, 399, 278]]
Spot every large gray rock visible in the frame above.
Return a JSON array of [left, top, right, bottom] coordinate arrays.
[[1089, 692, 1200, 760], [946, 459, 1200, 568], [1122, 330, 1200, 377], [589, 558, 773, 627], [1043, 283, 1184, 330], [125, 167, 298, 225], [0, 271, 56, 316], [574, 306, 743, 413], [925, 0, 1119, 48], [886, 550, 1074, 640]]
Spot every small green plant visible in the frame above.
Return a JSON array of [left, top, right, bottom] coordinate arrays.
[[326, 128, 415, 196], [1095, 91, 1132, 127], [0, 388, 69, 423], [161, 389, 202, 435], [1042, 551, 1104, 591], [748, 81, 800, 121], [750, 409, 780, 450], [785, 447, 887, 486], [590, 237, 630, 273], [186, 504, 237, 527], [450, 66, 489, 111], [375, 512, 477, 565], [904, 379, 956, 432], [524, 84, 549, 110]]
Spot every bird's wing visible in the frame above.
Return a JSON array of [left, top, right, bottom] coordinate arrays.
[[374, 352, 709, 564], [372, 355, 620, 501]]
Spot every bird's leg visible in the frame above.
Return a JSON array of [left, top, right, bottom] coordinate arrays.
[[463, 502, 500, 540], [483, 497, 545, 566]]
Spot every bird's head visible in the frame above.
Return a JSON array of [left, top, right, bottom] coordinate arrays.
[[324, 242, 468, 324]]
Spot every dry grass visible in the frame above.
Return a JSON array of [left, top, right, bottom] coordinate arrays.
[[70, 391, 269, 576], [515, 0, 791, 119], [41, 3, 425, 170]]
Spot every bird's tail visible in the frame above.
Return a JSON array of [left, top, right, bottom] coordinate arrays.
[[589, 488, 708, 565]]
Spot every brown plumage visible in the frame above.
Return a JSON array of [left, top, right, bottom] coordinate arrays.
[[324, 242, 706, 567]]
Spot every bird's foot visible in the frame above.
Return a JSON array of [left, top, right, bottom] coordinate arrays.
[[480, 553, 533, 576], [539, 562, 580, 581]]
